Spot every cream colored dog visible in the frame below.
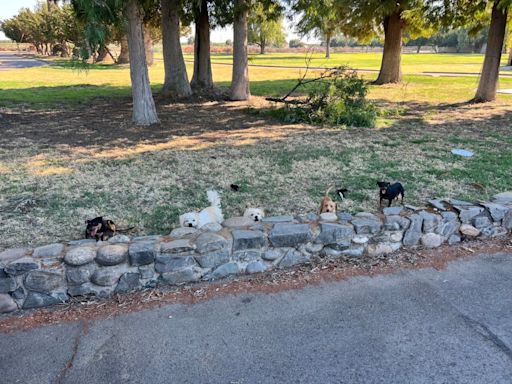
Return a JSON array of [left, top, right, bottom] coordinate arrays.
[[179, 191, 224, 229], [243, 207, 265, 222]]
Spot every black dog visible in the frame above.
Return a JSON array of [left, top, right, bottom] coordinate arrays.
[[85, 217, 117, 241], [377, 182, 404, 207]]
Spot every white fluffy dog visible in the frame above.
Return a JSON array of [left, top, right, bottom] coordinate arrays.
[[243, 207, 265, 222], [179, 191, 224, 229]]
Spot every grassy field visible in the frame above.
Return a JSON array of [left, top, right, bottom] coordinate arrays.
[[0, 52, 511, 250]]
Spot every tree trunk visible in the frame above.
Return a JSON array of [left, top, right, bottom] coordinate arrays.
[[118, 36, 130, 64], [126, 0, 159, 125], [474, 1, 507, 103], [325, 34, 331, 58], [508, 47, 512, 66], [191, 0, 213, 90], [374, 11, 403, 84], [161, 0, 192, 97], [144, 29, 154, 66], [96, 45, 108, 62], [260, 38, 266, 54], [230, 0, 250, 100], [416, 45, 421, 54]]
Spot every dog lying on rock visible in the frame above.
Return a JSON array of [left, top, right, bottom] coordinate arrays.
[[85, 217, 116, 241], [179, 190, 224, 229], [243, 207, 265, 222]]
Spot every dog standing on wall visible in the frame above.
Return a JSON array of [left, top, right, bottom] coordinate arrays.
[[179, 190, 224, 229]]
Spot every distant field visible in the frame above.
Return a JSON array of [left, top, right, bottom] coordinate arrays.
[[177, 52, 511, 75], [1, 53, 512, 109]]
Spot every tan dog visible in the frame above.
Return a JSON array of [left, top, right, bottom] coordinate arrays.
[[320, 186, 337, 214]]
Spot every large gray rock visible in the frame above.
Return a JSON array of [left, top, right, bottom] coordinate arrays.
[[340, 246, 365, 258], [67, 283, 114, 298], [233, 250, 262, 263], [222, 217, 254, 228], [278, 249, 310, 268], [155, 254, 197, 273], [66, 263, 96, 285], [441, 211, 458, 222], [269, 224, 311, 247], [206, 263, 239, 280], [246, 261, 268, 274], [351, 218, 382, 235], [315, 223, 354, 245], [115, 273, 141, 293], [67, 239, 97, 246], [383, 206, 403, 216], [493, 191, 512, 205], [195, 233, 228, 253], [337, 212, 353, 222], [108, 235, 131, 244], [4, 257, 39, 275], [0, 276, 16, 293], [64, 247, 97, 266], [32, 243, 64, 258], [0, 248, 28, 264], [479, 226, 508, 239], [91, 267, 125, 286], [138, 265, 155, 280], [160, 267, 203, 285], [384, 215, 410, 231], [448, 235, 461, 245], [170, 227, 198, 238], [262, 215, 295, 223], [0, 293, 18, 313], [319, 212, 338, 222], [201, 223, 223, 232], [502, 209, 512, 230], [160, 239, 195, 254], [232, 230, 266, 251], [419, 211, 441, 233], [22, 291, 68, 309], [373, 231, 403, 243], [428, 199, 447, 211], [472, 214, 492, 229], [367, 242, 401, 257], [403, 214, 423, 247], [435, 220, 460, 239], [421, 233, 444, 249], [262, 248, 288, 261], [194, 251, 230, 269], [96, 245, 128, 266], [481, 202, 510, 222], [129, 241, 158, 266], [455, 206, 484, 224], [24, 271, 65, 293]]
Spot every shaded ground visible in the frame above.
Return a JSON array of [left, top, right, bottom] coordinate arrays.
[[0, 97, 511, 250], [1, 247, 512, 384]]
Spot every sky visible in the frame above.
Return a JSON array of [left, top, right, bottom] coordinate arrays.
[[0, 0, 307, 42]]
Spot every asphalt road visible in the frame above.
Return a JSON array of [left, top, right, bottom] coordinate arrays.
[[0, 52, 48, 70], [1, 252, 512, 384]]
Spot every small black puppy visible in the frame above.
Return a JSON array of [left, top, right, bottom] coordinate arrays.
[[85, 217, 117, 241], [377, 181, 404, 207]]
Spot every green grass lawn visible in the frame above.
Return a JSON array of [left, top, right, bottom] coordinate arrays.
[[0, 52, 511, 249], [178, 52, 511, 75]]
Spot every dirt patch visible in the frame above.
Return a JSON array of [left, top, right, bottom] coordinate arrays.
[[1, 236, 510, 334]]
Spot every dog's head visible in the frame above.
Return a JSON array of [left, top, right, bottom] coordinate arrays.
[[86, 217, 103, 237], [377, 181, 390, 194], [243, 208, 265, 222], [320, 196, 337, 214], [179, 212, 200, 228]]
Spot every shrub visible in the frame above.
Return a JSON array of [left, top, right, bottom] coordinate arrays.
[[289, 39, 305, 48], [274, 67, 377, 128]]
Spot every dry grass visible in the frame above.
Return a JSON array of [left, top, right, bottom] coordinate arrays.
[[1, 96, 511, 251]]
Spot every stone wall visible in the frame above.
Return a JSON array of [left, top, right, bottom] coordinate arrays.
[[1, 192, 512, 314]]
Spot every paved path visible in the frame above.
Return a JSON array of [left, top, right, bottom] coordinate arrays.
[[1, 252, 512, 384], [0, 52, 48, 70]]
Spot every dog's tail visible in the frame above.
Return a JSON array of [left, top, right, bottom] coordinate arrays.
[[207, 190, 221, 208], [324, 185, 334, 197]]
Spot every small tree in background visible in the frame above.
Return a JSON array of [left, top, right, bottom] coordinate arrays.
[[248, 2, 286, 54]]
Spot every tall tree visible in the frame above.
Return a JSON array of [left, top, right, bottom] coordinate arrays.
[[474, 1, 509, 102], [191, 0, 214, 89], [160, 0, 192, 97], [72, 0, 159, 125], [248, 2, 286, 54], [230, 0, 250, 100]]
